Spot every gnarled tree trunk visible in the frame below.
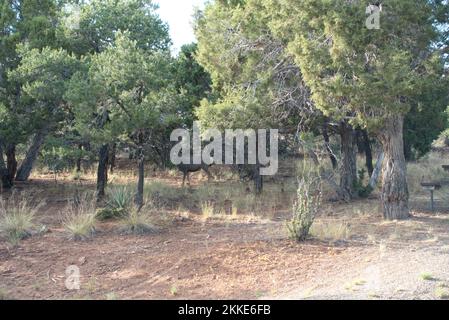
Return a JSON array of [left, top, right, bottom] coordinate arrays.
[[379, 115, 409, 220], [339, 122, 357, 201], [96, 144, 109, 200], [16, 129, 48, 182]]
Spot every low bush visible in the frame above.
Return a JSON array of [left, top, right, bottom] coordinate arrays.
[[287, 171, 322, 242]]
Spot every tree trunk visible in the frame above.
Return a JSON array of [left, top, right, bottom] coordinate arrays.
[[5, 144, 17, 186], [369, 152, 384, 189], [0, 144, 12, 190], [403, 138, 413, 161], [110, 143, 117, 174], [96, 144, 109, 200], [76, 144, 82, 172], [135, 147, 145, 209], [15, 129, 48, 181], [339, 122, 357, 201], [362, 130, 374, 176], [253, 163, 263, 195], [379, 115, 409, 220], [323, 122, 338, 170], [254, 134, 263, 195]]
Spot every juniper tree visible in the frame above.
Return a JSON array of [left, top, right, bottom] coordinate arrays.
[[194, 0, 314, 194], [266, 0, 448, 219], [60, 0, 171, 198], [66, 33, 176, 206], [0, 0, 61, 187]]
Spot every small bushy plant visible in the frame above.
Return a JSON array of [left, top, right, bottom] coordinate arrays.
[[287, 169, 322, 242], [97, 186, 133, 220]]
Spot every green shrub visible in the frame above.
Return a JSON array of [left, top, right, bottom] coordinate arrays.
[[97, 186, 133, 220], [287, 172, 322, 242]]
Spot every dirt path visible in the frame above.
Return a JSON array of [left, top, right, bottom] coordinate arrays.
[[270, 214, 449, 300]]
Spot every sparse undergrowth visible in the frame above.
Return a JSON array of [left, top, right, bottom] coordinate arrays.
[[311, 220, 352, 242]]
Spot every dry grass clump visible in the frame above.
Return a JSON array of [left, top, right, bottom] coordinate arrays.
[[310, 220, 352, 242], [407, 152, 449, 195], [0, 193, 42, 245], [63, 193, 97, 241], [145, 181, 187, 209], [119, 205, 159, 235]]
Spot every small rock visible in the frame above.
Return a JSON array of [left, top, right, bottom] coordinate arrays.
[[78, 257, 87, 265]]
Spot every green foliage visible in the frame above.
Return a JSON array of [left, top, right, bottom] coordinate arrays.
[[97, 186, 134, 220], [195, 0, 308, 132], [0, 0, 62, 146], [172, 43, 212, 127], [266, 0, 447, 131], [287, 169, 322, 242], [40, 136, 87, 176], [404, 61, 449, 159], [58, 0, 171, 56], [66, 32, 172, 145]]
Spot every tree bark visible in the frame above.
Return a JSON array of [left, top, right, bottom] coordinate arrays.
[[135, 146, 145, 209], [96, 144, 109, 200], [362, 130, 374, 176], [369, 152, 384, 189], [339, 122, 357, 201], [253, 163, 263, 195], [110, 143, 117, 174], [5, 144, 17, 186], [323, 122, 338, 170], [15, 129, 48, 181], [76, 144, 82, 172], [379, 115, 410, 220], [0, 144, 12, 190], [254, 134, 263, 195]]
